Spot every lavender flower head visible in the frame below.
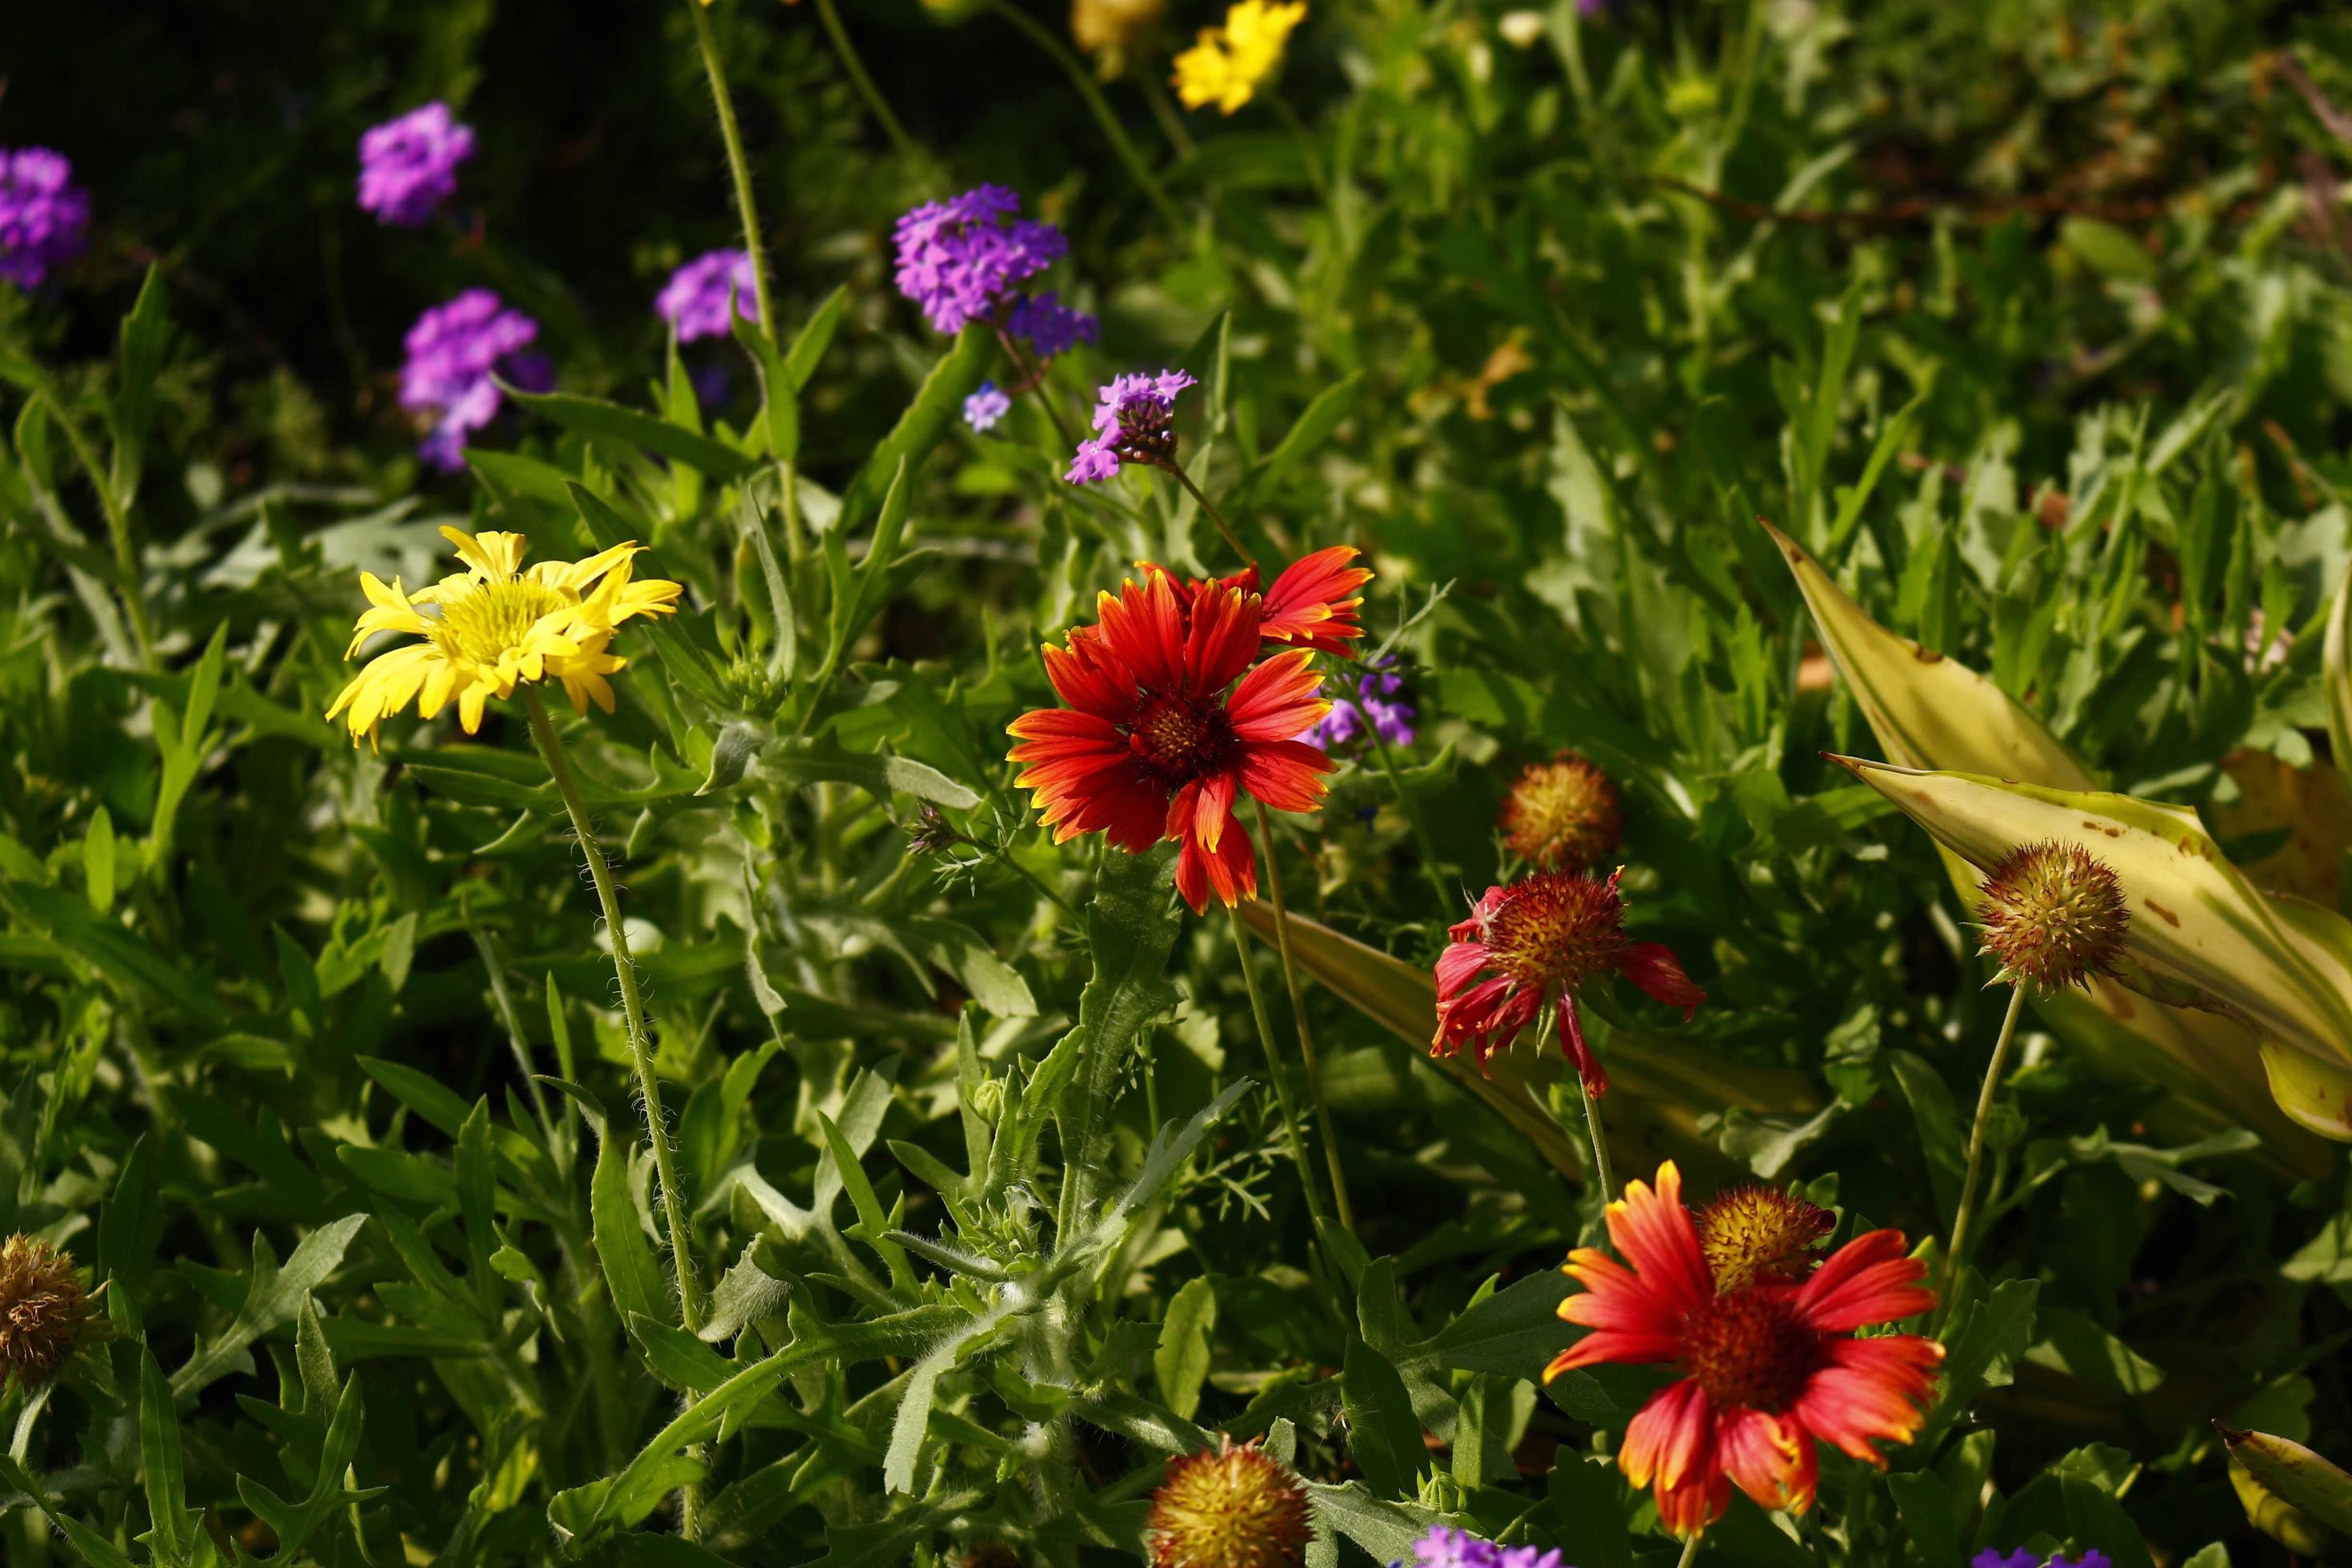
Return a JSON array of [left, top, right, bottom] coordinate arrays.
[[1306, 657, 1415, 751], [1398, 1525, 1566, 1568], [1970, 1554, 2038, 1568], [357, 102, 476, 226], [2050, 1557, 2111, 1568], [0, 150, 90, 289], [399, 289, 544, 471], [1066, 369, 1196, 485], [893, 185, 1067, 334], [657, 249, 758, 342], [964, 381, 1012, 434], [1007, 290, 1099, 359]]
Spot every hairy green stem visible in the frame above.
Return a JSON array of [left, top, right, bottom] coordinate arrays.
[[982, 0, 1186, 230], [1225, 901, 1340, 1264], [687, 0, 776, 336], [1577, 1066, 1615, 1202], [811, 0, 926, 167], [1946, 983, 2028, 1300], [42, 391, 154, 666], [994, 324, 1079, 452], [1251, 803, 1354, 1233], [1366, 727, 1450, 907]]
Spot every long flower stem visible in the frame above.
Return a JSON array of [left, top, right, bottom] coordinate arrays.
[[1577, 1068, 1616, 1202], [810, 0, 927, 168], [981, 0, 1186, 231], [1946, 984, 2028, 1298], [686, 0, 776, 338], [995, 325, 1079, 452], [526, 694, 707, 1333], [1155, 458, 1255, 572], [1224, 902, 1341, 1267], [1675, 1533, 1704, 1568], [1252, 803, 1355, 1233]]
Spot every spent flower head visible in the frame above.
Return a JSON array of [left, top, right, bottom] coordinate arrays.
[[398, 289, 548, 470], [1146, 1435, 1313, 1568], [0, 148, 90, 290], [1174, 1, 1308, 114], [357, 102, 475, 226], [1694, 1184, 1837, 1291], [892, 185, 1067, 334], [655, 249, 758, 342], [1501, 752, 1621, 872], [326, 526, 682, 746], [1976, 841, 2129, 993], [0, 1234, 90, 1391]]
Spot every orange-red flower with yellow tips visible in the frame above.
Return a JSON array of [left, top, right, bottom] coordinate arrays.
[[1007, 554, 1369, 915], [1547, 1162, 1943, 1538]]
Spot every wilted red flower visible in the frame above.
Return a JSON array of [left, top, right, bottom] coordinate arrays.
[[1431, 869, 1705, 1098], [1546, 1162, 1942, 1538], [1008, 569, 1335, 914], [0, 1234, 90, 1391]]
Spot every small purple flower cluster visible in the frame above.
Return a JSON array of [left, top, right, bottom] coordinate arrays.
[[892, 185, 1067, 334], [1971, 1552, 2110, 1568], [1007, 290, 1099, 358], [399, 289, 547, 470], [1306, 657, 1415, 751], [656, 249, 758, 343], [357, 102, 476, 227], [0, 149, 90, 290], [963, 381, 1013, 434], [1067, 369, 1196, 483], [1397, 1524, 1567, 1568]]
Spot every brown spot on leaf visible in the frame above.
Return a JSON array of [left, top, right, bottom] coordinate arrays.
[[1912, 644, 1946, 663], [2144, 898, 2181, 926]]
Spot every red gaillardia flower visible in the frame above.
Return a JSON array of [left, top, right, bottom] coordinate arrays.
[[1431, 869, 1705, 1097], [1008, 568, 1338, 914], [1154, 545, 1373, 659], [1546, 1162, 1943, 1538]]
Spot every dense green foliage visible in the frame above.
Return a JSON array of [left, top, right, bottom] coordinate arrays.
[[7, 2, 2352, 1564]]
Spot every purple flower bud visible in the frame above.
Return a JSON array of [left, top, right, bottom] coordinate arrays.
[[656, 249, 758, 342], [399, 289, 541, 471], [357, 102, 475, 226], [0, 149, 90, 290], [964, 381, 1012, 433]]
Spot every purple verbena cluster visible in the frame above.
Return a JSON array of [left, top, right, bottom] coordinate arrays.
[[892, 186, 1067, 334], [1306, 657, 1415, 751], [1007, 290, 1099, 359], [1971, 1553, 2111, 1568], [0, 149, 90, 290], [1066, 369, 1196, 484], [357, 102, 476, 227], [1397, 1524, 1567, 1568], [399, 289, 546, 471], [963, 381, 1013, 434], [656, 249, 758, 343]]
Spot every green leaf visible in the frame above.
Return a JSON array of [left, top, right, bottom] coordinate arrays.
[[1888, 1050, 1966, 1220], [834, 326, 991, 536], [358, 1054, 474, 1139], [569, 481, 729, 708], [0, 1453, 141, 1568], [0, 879, 230, 1028], [1428, 1269, 1572, 1378], [510, 384, 757, 480], [1245, 370, 1363, 499], [782, 285, 847, 391], [1340, 1339, 1426, 1496], [1884, 1470, 1969, 1568], [2060, 216, 2160, 282], [2219, 1425, 2352, 1535], [582, 1093, 672, 1343], [138, 1346, 205, 1568], [2326, 558, 2352, 801], [1912, 1276, 2038, 1454], [171, 1214, 370, 1399], [234, 1362, 382, 1560], [758, 736, 978, 809], [83, 806, 115, 912], [100, 1133, 163, 1295], [626, 1311, 735, 1391], [730, 311, 798, 466], [109, 265, 170, 507], [1153, 1276, 1217, 1422]]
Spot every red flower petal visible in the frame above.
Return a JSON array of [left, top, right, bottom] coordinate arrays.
[[1095, 572, 1184, 694], [1794, 1230, 1937, 1334], [1262, 545, 1371, 657], [1788, 1336, 1943, 1463], [1234, 739, 1332, 814], [1226, 648, 1328, 740], [1184, 580, 1265, 694], [1716, 1408, 1812, 1514], [1174, 811, 1258, 914], [1433, 940, 1490, 1002], [1614, 941, 1706, 1019], [1602, 1161, 1714, 1317], [1558, 992, 1610, 1099], [1619, 1378, 1713, 1494]]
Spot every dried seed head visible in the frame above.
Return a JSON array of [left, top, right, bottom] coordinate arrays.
[[1147, 1436, 1313, 1568], [954, 1546, 1024, 1568], [0, 1234, 89, 1390], [1694, 1185, 1836, 1291], [1977, 841, 2130, 993], [1500, 753, 1622, 873]]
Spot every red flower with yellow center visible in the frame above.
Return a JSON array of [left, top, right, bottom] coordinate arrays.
[[1431, 868, 1705, 1097], [1155, 544, 1373, 658], [1008, 566, 1342, 914], [1546, 1162, 1944, 1538]]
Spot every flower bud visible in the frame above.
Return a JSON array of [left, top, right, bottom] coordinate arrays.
[[1499, 752, 1622, 873], [1693, 1185, 1836, 1291], [0, 1234, 89, 1390], [1148, 1436, 1313, 1568], [1976, 841, 2130, 993]]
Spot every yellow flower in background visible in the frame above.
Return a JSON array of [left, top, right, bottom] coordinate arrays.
[[1173, 0, 1306, 114], [326, 526, 682, 746]]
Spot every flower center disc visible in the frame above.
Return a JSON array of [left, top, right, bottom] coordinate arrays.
[[1682, 1290, 1820, 1413], [1482, 872, 1622, 990], [1130, 694, 1235, 783], [430, 578, 571, 662]]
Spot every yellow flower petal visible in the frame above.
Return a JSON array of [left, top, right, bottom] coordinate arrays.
[[439, 526, 530, 582]]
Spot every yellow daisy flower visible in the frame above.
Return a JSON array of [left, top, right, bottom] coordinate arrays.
[[1173, 0, 1306, 114], [326, 525, 683, 746]]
